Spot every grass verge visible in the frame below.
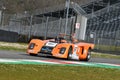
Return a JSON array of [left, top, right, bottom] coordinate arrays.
[[0, 41, 27, 52], [91, 52, 120, 59], [0, 64, 120, 80]]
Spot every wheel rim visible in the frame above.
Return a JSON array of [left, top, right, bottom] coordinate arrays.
[[87, 50, 91, 60], [68, 53, 72, 59], [87, 53, 91, 60]]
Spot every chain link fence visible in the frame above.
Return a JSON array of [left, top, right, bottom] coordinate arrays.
[[86, 2, 120, 54], [0, 11, 76, 42]]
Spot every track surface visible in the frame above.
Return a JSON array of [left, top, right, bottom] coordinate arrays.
[[0, 50, 119, 65]]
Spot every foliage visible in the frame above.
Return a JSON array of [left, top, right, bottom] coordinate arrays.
[[0, 0, 90, 14]]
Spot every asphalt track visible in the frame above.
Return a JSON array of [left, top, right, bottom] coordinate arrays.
[[0, 50, 120, 69]]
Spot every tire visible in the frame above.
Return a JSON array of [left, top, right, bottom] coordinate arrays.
[[84, 49, 91, 61], [67, 46, 73, 59], [29, 53, 37, 56]]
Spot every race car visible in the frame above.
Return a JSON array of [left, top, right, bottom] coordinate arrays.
[[27, 35, 94, 61]]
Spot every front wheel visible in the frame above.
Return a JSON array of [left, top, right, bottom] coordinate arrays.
[[29, 53, 37, 56]]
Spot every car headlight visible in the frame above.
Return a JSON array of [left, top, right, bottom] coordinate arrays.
[[28, 43, 35, 49], [59, 47, 66, 54]]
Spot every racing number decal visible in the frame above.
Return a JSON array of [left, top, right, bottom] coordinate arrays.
[[77, 47, 80, 53], [74, 45, 78, 53]]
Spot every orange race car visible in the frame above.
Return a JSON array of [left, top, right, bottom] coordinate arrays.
[[27, 34, 94, 61]]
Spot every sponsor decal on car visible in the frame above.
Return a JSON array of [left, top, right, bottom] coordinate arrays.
[[45, 42, 57, 47]]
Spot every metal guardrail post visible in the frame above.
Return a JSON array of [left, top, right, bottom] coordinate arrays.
[[28, 15, 33, 40], [65, 0, 70, 37], [58, 17, 62, 34], [44, 17, 49, 39]]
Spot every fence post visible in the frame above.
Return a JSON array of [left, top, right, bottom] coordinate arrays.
[[58, 17, 62, 34], [65, 0, 70, 36], [28, 15, 33, 40], [44, 17, 49, 39]]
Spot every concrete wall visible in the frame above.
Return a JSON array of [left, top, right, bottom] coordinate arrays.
[[0, 30, 19, 42], [74, 15, 87, 40]]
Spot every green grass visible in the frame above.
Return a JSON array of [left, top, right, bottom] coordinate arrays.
[[0, 41, 27, 52], [91, 52, 120, 59], [0, 46, 26, 52], [0, 64, 120, 80], [95, 44, 120, 52]]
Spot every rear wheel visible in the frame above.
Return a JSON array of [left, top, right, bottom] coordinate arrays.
[[85, 49, 91, 61]]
